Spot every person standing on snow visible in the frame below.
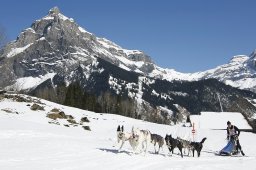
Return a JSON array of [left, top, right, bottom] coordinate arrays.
[[226, 121, 245, 156]]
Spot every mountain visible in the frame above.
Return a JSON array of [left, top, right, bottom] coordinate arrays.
[[147, 54, 256, 93], [190, 54, 256, 93], [0, 7, 256, 128]]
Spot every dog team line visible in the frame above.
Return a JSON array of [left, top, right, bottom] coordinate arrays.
[[116, 125, 207, 157]]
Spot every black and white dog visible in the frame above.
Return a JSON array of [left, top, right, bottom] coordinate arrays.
[[165, 134, 183, 158], [116, 125, 136, 152], [151, 134, 165, 154], [190, 137, 207, 157]]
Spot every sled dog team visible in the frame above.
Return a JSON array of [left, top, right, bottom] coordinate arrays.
[[117, 125, 206, 157]]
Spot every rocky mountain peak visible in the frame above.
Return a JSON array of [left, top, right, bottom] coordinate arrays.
[[0, 7, 158, 88], [48, 6, 60, 15], [230, 55, 249, 63]]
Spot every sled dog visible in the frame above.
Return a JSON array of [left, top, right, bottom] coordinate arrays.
[[117, 125, 138, 152], [190, 137, 207, 157], [165, 134, 183, 158], [131, 127, 151, 154], [151, 134, 165, 154], [177, 137, 192, 156]]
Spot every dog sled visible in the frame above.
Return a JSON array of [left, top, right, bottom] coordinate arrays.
[[218, 139, 237, 156], [216, 135, 243, 156]]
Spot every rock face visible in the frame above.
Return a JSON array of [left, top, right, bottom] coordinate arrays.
[[0, 7, 152, 88], [1, 7, 256, 127]]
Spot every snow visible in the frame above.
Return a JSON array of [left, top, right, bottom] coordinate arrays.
[[225, 78, 256, 90], [171, 91, 189, 97], [152, 66, 199, 82], [96, 37, 149, 73], [109, 76, 123, 94], [152, 89, 159, 97], [78, 26, 93, 35], [119, 63, 131, 71], [230, 55, 249, 63], [7, 43, 33, 58], [5, 73, 56, 91], [123, 49, 143, 56], [58, 13, 69, 21], [97, 37, 122, 50], [0, 95, 256, 170], [134, 61, 145, 68], [136, 77, 145, 105], [38, 37, 46, 41], [42, 16, 54, 20], [24, 28, 36, 34], [96, 37, 144, 58]]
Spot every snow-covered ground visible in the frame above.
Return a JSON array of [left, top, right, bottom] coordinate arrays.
[[0, 94, 256, 170]]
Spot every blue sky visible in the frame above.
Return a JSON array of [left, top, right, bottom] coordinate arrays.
[[1, 0, 256, 72]]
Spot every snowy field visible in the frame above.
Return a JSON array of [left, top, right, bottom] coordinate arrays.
[[0, 95, 256, 170]]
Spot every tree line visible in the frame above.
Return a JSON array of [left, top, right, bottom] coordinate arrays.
[[33, 81, 181, 125], [63, 82, 139, 118]]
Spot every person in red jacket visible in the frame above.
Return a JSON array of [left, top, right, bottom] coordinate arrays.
[[227, 121, 245, 156]]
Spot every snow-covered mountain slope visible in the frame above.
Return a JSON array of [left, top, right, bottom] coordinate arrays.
[[0, 7, 154, 91], [158, 54, 256, 92], [0, 94, 256, 170], [1, 7, 256, 93], [191, 54, 256, 92]]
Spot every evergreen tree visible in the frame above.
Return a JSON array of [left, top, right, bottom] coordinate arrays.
[[64, 82, 83, 108]]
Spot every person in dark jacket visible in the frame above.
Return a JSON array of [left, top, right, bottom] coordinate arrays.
[[226, 121, 245, 156]]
